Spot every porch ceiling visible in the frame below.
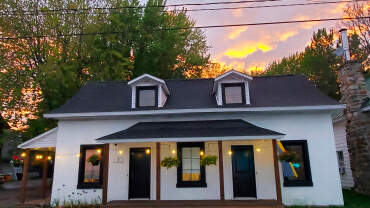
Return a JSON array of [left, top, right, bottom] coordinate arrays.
[[96, 119, 284, 143]]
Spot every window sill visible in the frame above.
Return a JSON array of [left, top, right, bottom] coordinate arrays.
[[283, 181, 313, 187], [176, 182, 207, 188], [77, 183, 102, 189]]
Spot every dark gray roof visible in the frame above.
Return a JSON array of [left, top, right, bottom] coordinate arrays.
[[96, 119, 284, 141], [49, 75, 339, 114]]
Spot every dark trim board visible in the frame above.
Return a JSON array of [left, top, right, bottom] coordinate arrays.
[[221, 82, 246, 105], [176, 142, 207, 188], [77, 144, 104, 189], [100, 200, 284, 208], [280, 140, 313, 187], [136, 86, 158, 108], [231, 145, 257, 198], [129, 147, 151, 199]]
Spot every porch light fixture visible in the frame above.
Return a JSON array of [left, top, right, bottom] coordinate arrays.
[[228, 150, 233, 155], [118, 150, 123, 155], [47, 156, 52, 160], [146, 149, 151, 154], [97, 149, 102, 154], [171, 149, 176, 154], [21, 152, 26, 157], [200, 151, 204, 156], [256, 148, 261, 152], [76, 153, 81, 157], [35, 155, 43, 160]]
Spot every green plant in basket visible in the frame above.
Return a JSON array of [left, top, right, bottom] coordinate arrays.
[[88, 154, 101, 166], [160, 157, 180, 169], [200, 155, 218, 166]]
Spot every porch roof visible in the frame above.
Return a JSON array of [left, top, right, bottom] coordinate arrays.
[[96, 119, 284, 143], [18, 128, 57, 150]]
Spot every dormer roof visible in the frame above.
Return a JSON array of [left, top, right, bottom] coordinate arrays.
[[213, 70, 252, 93], [128, 74, 170, 95], [214, 69, 253, 82]]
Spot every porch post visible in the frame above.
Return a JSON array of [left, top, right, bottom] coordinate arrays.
[[272, 139, 282, 204], [218, 141, 225, 200], [41, 154, 49, 198], [102, 143, 109, 204], [156, 142, 161, 200], [20, 149, 30, 204]]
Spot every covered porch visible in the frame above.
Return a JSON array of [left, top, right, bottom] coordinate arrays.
[[16, 128, 57, 206], [96, 119, 284, 206]]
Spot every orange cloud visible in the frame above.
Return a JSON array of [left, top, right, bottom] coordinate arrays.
[[224, 42, 274, 59], [228, 26, 248, 39], [279, 30, 299, 41]]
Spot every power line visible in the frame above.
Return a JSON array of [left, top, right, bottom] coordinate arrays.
[[184, 0, 365, 12], [0, 16, 367, 40], [0, 0, 361, 16], [0, 0, 284, 15]]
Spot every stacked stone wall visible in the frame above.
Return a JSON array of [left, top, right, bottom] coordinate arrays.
[[338, 61, 370, 195]]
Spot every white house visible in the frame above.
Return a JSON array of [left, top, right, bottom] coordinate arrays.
[[19, 70, 345, 207]]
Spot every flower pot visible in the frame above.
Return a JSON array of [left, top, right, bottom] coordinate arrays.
[[16, 173, 23, 181]]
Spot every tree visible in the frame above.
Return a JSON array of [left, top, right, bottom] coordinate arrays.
[[0, 0, 210, 138], [264, 29, 341, 99]]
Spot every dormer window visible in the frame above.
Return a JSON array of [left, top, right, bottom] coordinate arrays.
[[136, 86, 158, 107], [213, 70, 252, 106], [128, 74, 170, 109], [222, 83, 245, 105]]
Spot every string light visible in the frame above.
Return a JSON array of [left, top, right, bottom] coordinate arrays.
[[76, 153, 81, 157], [97, 149, 102, 154], [146, 149, 151, 154], [256, 148, 261, 152], [200, 151, 204, 156], [228, 150, 233, 155], [118, 150, 123, 155], [21, 152, 26, 157], [47, 156, 52, 160], [171, 150, 176, 154]]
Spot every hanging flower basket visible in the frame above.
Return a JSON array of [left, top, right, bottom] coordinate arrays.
[[278, 151, 297, 163], [160, 157, 180, 169], [88, 154, 101, 166], [200, 155, 218, 166]]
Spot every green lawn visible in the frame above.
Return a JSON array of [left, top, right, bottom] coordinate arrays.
[[289, 189, 370, 208]]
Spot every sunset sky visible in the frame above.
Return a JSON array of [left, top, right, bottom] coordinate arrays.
[[166, 0, 348, 73]]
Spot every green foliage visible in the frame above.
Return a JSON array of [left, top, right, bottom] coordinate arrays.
[[264, 28, 369, 100], [160, 157, 180, 169], [200, 155, 218, 166], [278, 151, 297, 162], [0, 0, 210, 140], [87, 154, 101, 166], [264, 29, 341, 100]]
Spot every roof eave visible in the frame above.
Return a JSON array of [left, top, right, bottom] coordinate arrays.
[[44, 104, 346, 119]]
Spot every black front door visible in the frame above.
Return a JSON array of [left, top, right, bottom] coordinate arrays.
[[129, 148, 151, 198], [231, 145, 256, 198]]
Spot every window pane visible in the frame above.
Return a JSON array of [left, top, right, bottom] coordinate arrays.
[[182, 169, 192, 181], [84, 149, 101, 183], [284, 145, 306, 181], [225, 86, 243, 104], [139, 89, 156, 106], [182, 148, 192, 158], [181, 147, 201, 182]]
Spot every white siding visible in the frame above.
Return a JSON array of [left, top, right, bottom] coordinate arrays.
[[333, 120, 354, 188], [18, 128, 57, 149], [51, 111, 343, 206]]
